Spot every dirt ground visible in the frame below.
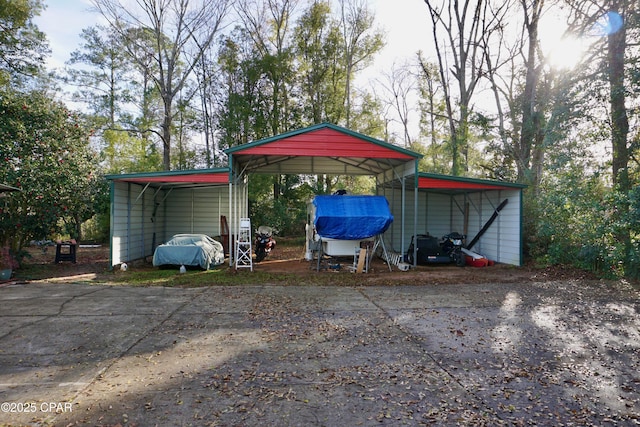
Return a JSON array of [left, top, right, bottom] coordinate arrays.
[[13, 240, 603, 287]]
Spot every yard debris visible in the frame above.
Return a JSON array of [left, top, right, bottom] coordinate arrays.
[[3, 246, 639, 426]]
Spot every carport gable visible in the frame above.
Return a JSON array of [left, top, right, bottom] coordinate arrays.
[[225, 122, 420, 176], [224, 123, 422, 266]]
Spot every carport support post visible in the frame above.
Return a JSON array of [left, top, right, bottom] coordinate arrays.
[[109, 180, 115, 268], [401, 176, 405, 255], [126, 183, 131, 263], [228, 181, 233, 266], [413, 172, 418, 267], [228, 155, 236, 266]]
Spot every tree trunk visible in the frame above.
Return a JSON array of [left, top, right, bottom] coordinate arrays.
[[518, 0, 543, 191], [162, 97, 172, 171], [74, 214, 83, 242], [607, 6, 632, 274], [608, 13, 629, 191]]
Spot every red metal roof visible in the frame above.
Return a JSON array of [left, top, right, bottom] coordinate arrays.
[[418, 175, 521, 191], [106, 169, 230, 187], [236, 127, 415, 159], [120, 173, 228, 184]]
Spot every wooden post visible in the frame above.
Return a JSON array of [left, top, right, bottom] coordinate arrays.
[[356, 248, 367, 273]]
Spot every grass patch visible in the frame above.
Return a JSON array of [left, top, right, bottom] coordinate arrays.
[[13, 259, 374, 287], [13, 239, 378, 287], [113, 269, 364, 287], [102, 265, 367, 287]]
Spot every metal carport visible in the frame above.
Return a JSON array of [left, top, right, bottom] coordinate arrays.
[[106, 123, 525, 268], [106, 168, 234, 267], [224, 123, 422, 266], [383, 173, 527, 266]]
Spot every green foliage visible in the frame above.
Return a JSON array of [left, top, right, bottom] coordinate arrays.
[[334, 176, 375, 195], [0, 88, 105, 249], [530, 164, 640, 279], [600, 187, 640, 279], [65, 26, 131, 125], [80, 213, 110, 243], [349, 93, 386, 138], [63, 25, 168, 174], [216, 29, 276, 148], [416, 56, 450, 173], [294, 1, 346, 124], [249, 175, 315, 237], [531, 169, 602, 267], [0, 0, 48, 84], [411, 140, 448, 175], [251, 197, 304, 237], [102, 128, 162, 174], [215, 1, 386, 239]]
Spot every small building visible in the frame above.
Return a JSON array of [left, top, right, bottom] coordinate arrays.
[[106, 168, 233, 266], [107, 123, 525, 267]]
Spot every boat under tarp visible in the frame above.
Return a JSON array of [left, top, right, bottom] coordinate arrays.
[[313, 195, 394, 240]]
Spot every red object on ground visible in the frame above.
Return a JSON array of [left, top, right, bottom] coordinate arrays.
[[466, 256, 489, 267]]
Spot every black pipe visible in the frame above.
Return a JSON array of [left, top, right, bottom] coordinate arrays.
[[466, 198, 509, 250]]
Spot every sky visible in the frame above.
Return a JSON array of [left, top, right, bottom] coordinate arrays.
[[34, 0, 431, 79], [34, 0, 96, 70]]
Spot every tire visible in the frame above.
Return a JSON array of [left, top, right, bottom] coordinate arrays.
[[407, 245, 415, 265], [255, 248, 266, 263], [454, 250, 466, 267]]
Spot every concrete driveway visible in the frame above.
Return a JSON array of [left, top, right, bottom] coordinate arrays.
[[1, 279, 639, 426]]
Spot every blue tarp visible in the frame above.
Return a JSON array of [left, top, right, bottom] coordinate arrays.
[[313, 195, 394, 240]]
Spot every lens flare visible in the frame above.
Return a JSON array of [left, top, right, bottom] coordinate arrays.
[[591, 11, 624, 37]]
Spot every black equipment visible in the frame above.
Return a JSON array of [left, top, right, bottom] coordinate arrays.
[[407, 232, 466, 266]]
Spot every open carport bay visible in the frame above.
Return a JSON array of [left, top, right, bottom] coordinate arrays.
[[0, 280, 639, 426]]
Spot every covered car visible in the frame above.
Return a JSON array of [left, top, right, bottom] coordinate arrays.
[[152, 234, 224, 269]]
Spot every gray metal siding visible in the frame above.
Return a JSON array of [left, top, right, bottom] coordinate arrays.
[[111, 182, 128, 265], [423, 193, 451, 238], [164, 187, 229, 241], [387, 188, 522, 266], [111, 182, 158, 265], [473, 191, 521, 265]]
